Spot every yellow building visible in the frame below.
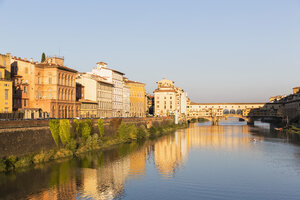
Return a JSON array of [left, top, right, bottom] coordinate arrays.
[[0, 53, 12, 113], [79, 99, 98, 118], [125, 80, 146, 117]]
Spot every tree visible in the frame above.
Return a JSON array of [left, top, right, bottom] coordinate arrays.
[[41, 52, 46, 63]]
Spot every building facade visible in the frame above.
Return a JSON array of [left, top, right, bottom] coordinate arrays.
[[126, 80, 146, 117], [0, 53, 12, 113], [79, 99, 98, 118], [154, 78, 187, 117], [90, 62, 125, 117], [11, 55, 79, 118], [76, 73, 113, 118], [123, 83, 130, 117]]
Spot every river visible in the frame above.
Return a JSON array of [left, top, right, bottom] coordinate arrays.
[[1, 119, 300, 200]]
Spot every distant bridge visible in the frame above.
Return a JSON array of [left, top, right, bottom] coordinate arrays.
[[188, 102, 282, 125]]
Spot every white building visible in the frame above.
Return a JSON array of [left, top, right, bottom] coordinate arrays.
[[180, 92, 187, 115], [90, 62, 125, 117], [123, 84, 130, 117], [154, 78, 188, 118]]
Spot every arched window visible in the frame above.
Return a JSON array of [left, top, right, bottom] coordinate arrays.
[[37, 73, 41, 84], [62, 88, 64, 100], [65, 90, 68, 101], [58, 88, 60, 99], [65, 75, 67, 86], [58, 74, 61, 85], [48, 73, 52, 84]]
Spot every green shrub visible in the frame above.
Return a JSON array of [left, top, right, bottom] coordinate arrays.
[[0, 159, 6, 172], [15, 156, 32, 169], [137, 125, 148, 140], [92, 134, 100, 150], [59, 119, 71, 145], [86, 119, 93, 129], [65, 138, 77, 153], [49, 119, 60, 146], [53, 148, 73, 160], [81, 122, 92, 140], [117, 122, 138, 141], [149, 126, 157, 138], [33, 151, 47, 164], [98, 119, 104, 139], [70, 119, 79, 138]]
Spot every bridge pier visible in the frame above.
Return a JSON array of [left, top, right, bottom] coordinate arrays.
[[246, 117, 255, 125], [212, 117, 220, 126]]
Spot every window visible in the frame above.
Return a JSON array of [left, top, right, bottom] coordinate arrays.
[[0, 71, 2, 78], [25, 67, 28, 74], [3, 60, 6, 67], [5, 89, 8, 100], [24, 86, 28, 93], [49, 76, 52, 84], [37, 90, 41, 99], [5, 108, 8, 113]]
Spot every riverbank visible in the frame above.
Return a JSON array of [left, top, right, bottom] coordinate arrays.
[[0, 118, 187, 173]]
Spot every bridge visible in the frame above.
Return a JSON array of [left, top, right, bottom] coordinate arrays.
[[188, 102, 282, 125]]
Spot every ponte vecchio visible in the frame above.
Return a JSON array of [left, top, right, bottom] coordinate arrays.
[[188, 102, 282, 125]]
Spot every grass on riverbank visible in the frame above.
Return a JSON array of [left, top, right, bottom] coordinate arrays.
[[285, 125, 300, 135], [0, 120, 187, 173]]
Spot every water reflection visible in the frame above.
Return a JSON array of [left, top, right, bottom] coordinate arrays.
[[1, 122, 300, 200]]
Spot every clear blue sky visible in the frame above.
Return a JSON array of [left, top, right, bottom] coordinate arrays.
[[1, 0, 299, 102]]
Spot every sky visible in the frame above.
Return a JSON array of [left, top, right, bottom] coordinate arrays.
[[1, 0, 300, 103]]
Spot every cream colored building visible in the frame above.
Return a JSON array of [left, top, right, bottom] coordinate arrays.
[[123, 83, 130, 117], [76, 73, 113, 118], [154, 78, 187, 117]]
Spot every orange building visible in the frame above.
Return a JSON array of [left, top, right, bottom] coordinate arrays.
[[11, 55, 79, 118]]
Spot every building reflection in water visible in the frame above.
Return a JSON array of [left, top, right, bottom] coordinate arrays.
[[153, 123, 264, 178], [0, 123, 267, 200]]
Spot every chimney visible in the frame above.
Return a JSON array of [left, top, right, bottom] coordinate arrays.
[[30, 58, 33, 62], [24, 58, 27, 61]]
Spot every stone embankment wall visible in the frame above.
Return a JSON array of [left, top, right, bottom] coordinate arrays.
[[0, 117, 173, 157]]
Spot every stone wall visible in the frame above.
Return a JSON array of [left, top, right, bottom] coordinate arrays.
[[0, 117, 174, 157]]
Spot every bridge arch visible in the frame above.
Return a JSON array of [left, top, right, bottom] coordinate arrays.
[[230, 109, 236, 114], [223, 109, 229, 115], [236, 109, 242, 115]]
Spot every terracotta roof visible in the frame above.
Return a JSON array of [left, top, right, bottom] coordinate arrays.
[[126, 80, 145, 85], [105, 67, 125, 75], [36, 63, 77, 73], [293, 87, 300, 89], [154, 89, 176, 93]]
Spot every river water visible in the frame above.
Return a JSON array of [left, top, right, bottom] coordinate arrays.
[[1, 119, 300, 200]]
